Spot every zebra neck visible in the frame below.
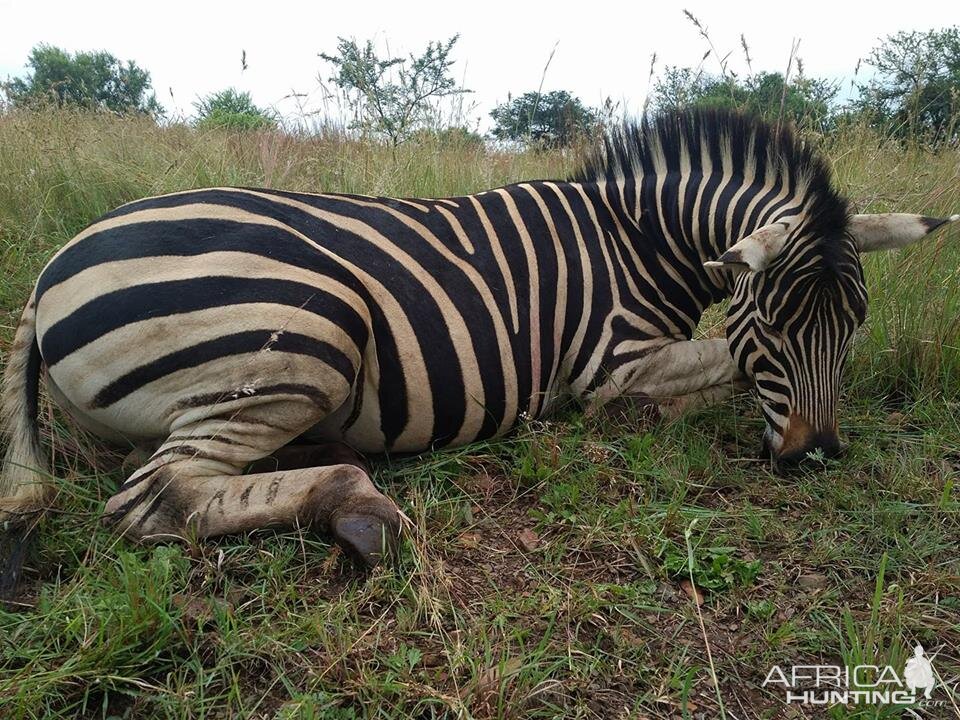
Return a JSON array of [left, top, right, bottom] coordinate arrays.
[[578, 176, 737, 337], [598, 170, 802, 305]]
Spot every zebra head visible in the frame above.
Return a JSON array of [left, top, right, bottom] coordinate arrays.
[[707, 211, 958, 464]]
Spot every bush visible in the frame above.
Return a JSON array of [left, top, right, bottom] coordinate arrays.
[[194, 89, 276, 130]]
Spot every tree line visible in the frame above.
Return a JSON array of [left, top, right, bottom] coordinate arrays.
[[2, 28, 959, 145], [652, 26, 960, 144]]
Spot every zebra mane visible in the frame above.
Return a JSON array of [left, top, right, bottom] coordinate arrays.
[[571, 108, 852, 277]]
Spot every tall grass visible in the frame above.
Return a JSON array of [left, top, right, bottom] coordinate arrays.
[[826, 125, 960, 402], [0, 109, 570, 325]]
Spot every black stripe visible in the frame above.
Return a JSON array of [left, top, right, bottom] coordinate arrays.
[[591, 184, 678, 336], [635, 176, 707, 323], [174, 385, 328, 412], [167, 434, 247, 446], [43, 276, 368, 367], [153, 445, 222, 461], [474, 191, 534, 416], [507, 185, 559, 404], [696, 167, 724, 256], [559, 184, 614, 382], [742, 169, 783, 237], [91, 331, 354, 408], [530, 184, 585, 368], [98, 188, 303, 221], [36, 217, 365, 303]]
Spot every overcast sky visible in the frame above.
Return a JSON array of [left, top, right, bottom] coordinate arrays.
[[1, 1, 954, 129]]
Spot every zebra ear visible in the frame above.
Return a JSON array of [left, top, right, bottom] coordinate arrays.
[[850, 213, 960, 253], [703, 222, 790, 273]]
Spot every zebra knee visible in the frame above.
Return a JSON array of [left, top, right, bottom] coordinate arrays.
[[102, 470, 194, 541]]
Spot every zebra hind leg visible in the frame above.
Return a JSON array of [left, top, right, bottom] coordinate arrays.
[[105, 459, 402, 567], [101, 412, 402, 567]]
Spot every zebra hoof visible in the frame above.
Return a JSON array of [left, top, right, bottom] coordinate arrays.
[[0, 516, 37, 600], [331, 509, 400, 568]]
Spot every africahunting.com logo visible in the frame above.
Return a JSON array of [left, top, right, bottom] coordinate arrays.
[[763, 645, 938, 706]]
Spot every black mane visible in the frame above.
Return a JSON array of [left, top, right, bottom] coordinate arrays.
[[570, 109, 852, 276]]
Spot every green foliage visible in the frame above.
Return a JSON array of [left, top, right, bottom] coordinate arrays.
[[194, 88, 276, 130], [0, 547, 188, 710], [278, 694, 360, 720], [2, 44, 161, 116], [652, 67, 837, 129], [660, 541, 762, 592], [745, 599, 776, 620], [490, 90, 599, 146], [320, 35, 468, 147], [854, 27, 960, 142]]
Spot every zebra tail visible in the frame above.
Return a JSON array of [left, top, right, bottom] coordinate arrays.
[[1, 293, 49, 595]]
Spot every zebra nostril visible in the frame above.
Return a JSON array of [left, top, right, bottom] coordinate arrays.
[[813, 431, 843, 459]]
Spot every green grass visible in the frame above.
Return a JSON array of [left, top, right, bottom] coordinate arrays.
[[1, 108, 959, 719]]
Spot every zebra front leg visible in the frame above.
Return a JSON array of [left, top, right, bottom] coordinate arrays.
[[655, 376, 752, 419], [590, 338, 749, 417]]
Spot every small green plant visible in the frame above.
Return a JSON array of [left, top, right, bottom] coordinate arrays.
[[513, 440, 556, 486], [745, 599, 777, 620], [385, 644, 423, 675], [534, 481, 583, 524], [660, 540, 762, 592], [277, 693, 360, 720]]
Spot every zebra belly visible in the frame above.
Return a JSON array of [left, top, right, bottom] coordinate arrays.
[[302, 343, 518, 455], [35, 299, 360, 446]]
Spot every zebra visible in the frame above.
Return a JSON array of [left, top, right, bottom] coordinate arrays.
[[1, 109, 956, 587]]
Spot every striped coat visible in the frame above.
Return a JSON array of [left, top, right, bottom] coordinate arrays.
[[32, 180, 712, 455]]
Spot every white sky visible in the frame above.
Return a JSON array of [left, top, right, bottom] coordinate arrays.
[[1, 0, 955, 129]]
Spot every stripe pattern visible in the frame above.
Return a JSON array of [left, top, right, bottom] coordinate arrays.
[[32, 109, 867, 458]]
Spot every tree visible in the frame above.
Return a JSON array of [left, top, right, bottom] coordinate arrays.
[[319, 35, 468, 147], [2, 44, 161, 115], [651, 67, 837, 130], [489, 90, 599, 146], [194, 89, 276, 130], [853, 27, 960, 141]]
